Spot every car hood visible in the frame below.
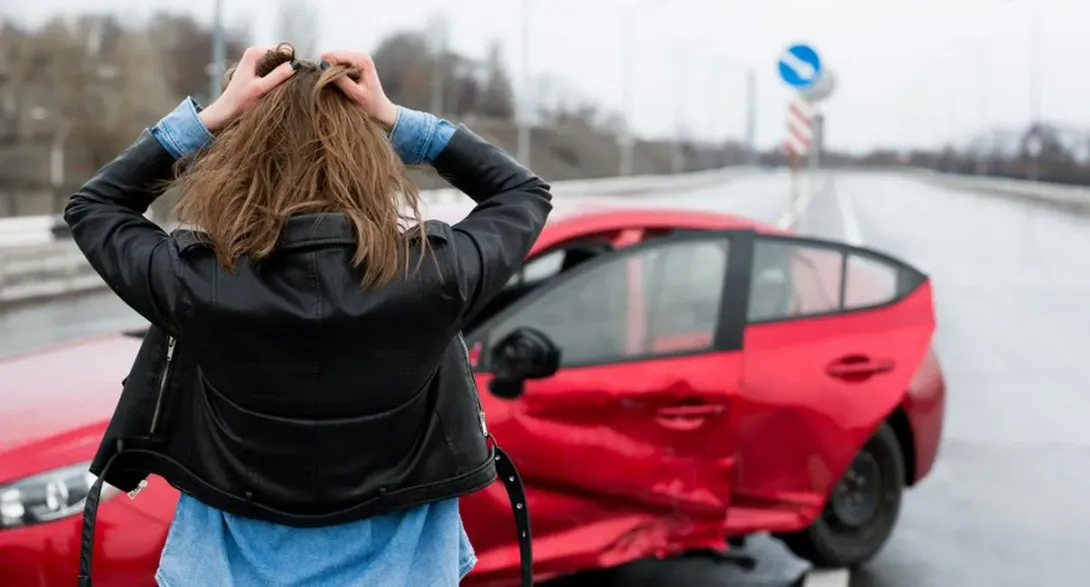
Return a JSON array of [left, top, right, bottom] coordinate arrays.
[[0, 332, 141, 456]]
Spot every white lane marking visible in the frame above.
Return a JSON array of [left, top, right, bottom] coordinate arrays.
[[795, 187, 814, 219], [834, 187, 864, 245], [804, 568, 852, 587], [776, 177, 816, 229], [775, 210, 794, 229]]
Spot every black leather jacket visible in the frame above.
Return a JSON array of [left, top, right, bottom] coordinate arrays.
[[65, 125, 551, 585]]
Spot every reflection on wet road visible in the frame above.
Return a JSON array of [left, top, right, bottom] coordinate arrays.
[[0, 291, 142, 359], [3, 169, 1089, 585]]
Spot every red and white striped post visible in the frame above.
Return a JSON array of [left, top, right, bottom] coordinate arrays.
[[784, 96, 815, 211]]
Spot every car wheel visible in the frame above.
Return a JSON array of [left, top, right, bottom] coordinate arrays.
[[780, 422, 905, 568]]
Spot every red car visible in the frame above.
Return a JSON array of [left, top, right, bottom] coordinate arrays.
[[0, 201, 945, 586]]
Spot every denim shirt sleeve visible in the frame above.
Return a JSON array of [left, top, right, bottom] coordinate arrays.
[[388, 107, 456, 165], [150, 98, 216, 159], [149, 98, 455, 165]]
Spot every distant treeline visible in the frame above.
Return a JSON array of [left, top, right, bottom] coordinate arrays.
[[0, 8, 743, 217]]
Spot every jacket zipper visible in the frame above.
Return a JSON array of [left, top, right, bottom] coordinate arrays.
[[458, 336, 488, 438], [148, 336, 176, 435], [129, 336, 175, 500]]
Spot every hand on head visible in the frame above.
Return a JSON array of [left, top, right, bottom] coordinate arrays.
[[199, 45, 296, 132], [199, 45, 398, 133], [321, 51, 399, 131]]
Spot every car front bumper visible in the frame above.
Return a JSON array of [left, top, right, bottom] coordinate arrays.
[[0, 489, 169, 587]]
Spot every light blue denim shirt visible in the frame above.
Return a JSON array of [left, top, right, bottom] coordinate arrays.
[[149, 97, 469, 587]]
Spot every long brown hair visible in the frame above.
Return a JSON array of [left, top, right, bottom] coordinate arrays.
[[173, 43, 428, 289]]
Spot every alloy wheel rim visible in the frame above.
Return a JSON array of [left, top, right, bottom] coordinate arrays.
[[829, 451, 883, 528]]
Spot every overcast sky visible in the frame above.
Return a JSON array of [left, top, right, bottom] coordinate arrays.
[[9, 0, 1089, 152]]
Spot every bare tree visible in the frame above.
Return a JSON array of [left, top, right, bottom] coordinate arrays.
[[0, 15, 179, 212], [275, 0, 319, 58], [477, 41, 514, 120], [147, 12, 249, 104], [371, 31, 432, 112]]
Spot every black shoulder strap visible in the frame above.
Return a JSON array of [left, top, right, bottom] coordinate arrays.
[[493, 442, 534, 587], [78, 451, 118, 587]]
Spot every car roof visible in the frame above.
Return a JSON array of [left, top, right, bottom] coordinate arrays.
[[423, 195, 786, 256], [529, 200, 785, 254]]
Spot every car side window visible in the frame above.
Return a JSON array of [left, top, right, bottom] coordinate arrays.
[[748, 239, 842, 322], [505, 249, 565, 288], [747, 237, 916, 322], [489, 253, 628, 367], [844, 252, 900, 309], [488, 238, 729, 368], [642, 240, 728, 354], [504, 240, 611, 289]]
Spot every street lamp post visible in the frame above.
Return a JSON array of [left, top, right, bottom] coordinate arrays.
[[428, 14, 449, 116], [671, 43, 686, 174], [1029, 2, 1042, 126], [674, 39, 757, 169], [969, 44, 990, 175], [209, 0, 225, 102], [1028, 1, 1043, 181], [1001, 0, 1044, 179], [618, 0, 681, 175], [515, 0, 532, 165], [744, 68, 757, 164], [949, 36, 991, 173], [618, 7, 635, 176], [713, 57, 758, 165]]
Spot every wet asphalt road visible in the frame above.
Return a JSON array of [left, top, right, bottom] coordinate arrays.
[[0, 290, 142, 359], [806, 173, 1090, 587], [3, 169, 1090, 586]]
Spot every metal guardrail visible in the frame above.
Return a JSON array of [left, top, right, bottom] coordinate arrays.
[[909, 169, 1090, 213], [0, 216, 59, 248], [0, 167, 755, 305], [0, 241, 103, 303], [0, 211, 158, 249]]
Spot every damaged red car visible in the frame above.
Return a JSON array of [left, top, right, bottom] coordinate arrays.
[[0, 201, 945, 586]]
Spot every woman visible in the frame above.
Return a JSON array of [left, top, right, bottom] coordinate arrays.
[[65, 43, 551, 586]]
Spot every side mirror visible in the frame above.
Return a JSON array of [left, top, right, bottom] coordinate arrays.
[[487, 327, 561, 399]]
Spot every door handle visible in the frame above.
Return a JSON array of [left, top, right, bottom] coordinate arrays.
[[656, 405, 724, 418], [825, 356, 895, 379], [654, 404, 724, 431]]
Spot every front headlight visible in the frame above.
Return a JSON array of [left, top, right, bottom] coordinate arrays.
[[0, 463, 121, 529]]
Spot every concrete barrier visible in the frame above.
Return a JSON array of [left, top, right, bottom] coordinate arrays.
[[0, 168, 746, 248], [0, 242, 104, 304], [0, 167, 754, 306], [910, 169, 1090, 213], [0, 216, 59, 248], [0, 210, 158, 249]]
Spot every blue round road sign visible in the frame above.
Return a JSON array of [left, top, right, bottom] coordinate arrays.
[[778, 43, 822, 89]]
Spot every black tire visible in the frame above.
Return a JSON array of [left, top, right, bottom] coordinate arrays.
[[780, 422, 905, 568]]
